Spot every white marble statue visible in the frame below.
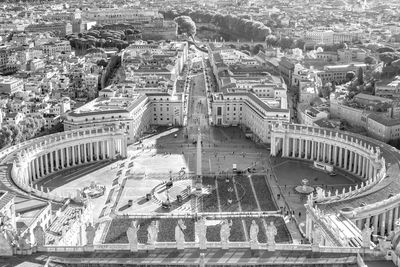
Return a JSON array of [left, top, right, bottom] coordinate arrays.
[[220, 219, 232, 244], [195, 217, 207, 248], [265, 221, 277, 245], [249, 220, 259, 244], [361, 223, 374, 248], [85, 223, 96, 246], [175, 219, 186, 249], [147, 221, 159, 245], [33, 222, 46, 247], [127, 220, 139, 251], [312, 224, 322, 246]]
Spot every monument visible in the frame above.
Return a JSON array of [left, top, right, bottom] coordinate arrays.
[[249, 220, 259, 249], [0, 212, 16, 256], [312, 224, 323, 247], [195, 217, 207, 250], [147, 221, 159, 249], [85, 223, 96, 246], [265, 221, 277, 250], [361, 223, 374, 248], [33, 222, 46, 247], [220, 219, 232, 249], [127, 220, 139, 252], [175, 219, 186, 250]]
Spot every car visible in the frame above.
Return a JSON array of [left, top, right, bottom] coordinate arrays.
[[174, 134, 178, 138], [128, 200, 133, 206]]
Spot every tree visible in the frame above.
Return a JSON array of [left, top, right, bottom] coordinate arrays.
[[346, 71, 356, 82], [379, 52, 400, 66], [251, 44, 265, 55], [279, 37, 295, 50], [364, 56, 377, 65], [357, 67, 364, 85], [265, 34, 278, 47], [295, 39, 306, 50], [377, 47, 395, 53], [174, 16, 197, 38]]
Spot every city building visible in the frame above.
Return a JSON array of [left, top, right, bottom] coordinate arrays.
[[0, 77, 23, 95]]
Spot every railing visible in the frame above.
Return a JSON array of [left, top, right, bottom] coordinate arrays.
[[115, 211, 282, 219], [37, 243, 381, 255]]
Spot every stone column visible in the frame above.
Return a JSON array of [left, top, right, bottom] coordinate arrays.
[[102, 141, 106, 159], [299, 139, 303, 159], [30, 161, 34, 182], [61, 148, 65, 169], [380, 212, 387, 237], [395, 207, 399, 222], [311, 141, 315, 160], [291, 139, 296, 158], [344, 149, 348, 170], [270, 136, 276, 156], [94, 142, 99, 160], [50, 151, 54, 172], [333, 146, 338, 165], [388, 209, 394, 233], [35, 158, 40, 179], [89, 142, 93, 162], [358, 155, 362, 176], [40, 155, 45, 176], [55, 149, 60, 170], [66, 147, 70, 167], [305, 140, 310, 160], [72, 145, 76, 166], [83, 144, 87, 163], [28, 161, 33, 181], [77, 144, 81, 164], [109, 139, 116, 159], [350, 151, 354, 172], [361, 157, 366, 178], [338, 147, 343, 168]]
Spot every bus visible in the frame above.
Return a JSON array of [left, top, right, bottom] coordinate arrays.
[[314, 161, 336, 175]]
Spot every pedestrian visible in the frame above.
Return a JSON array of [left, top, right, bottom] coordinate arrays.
[[298, 212, 301, 218]]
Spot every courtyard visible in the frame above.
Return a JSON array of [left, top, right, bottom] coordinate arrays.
[[32, 56, 361, 247]]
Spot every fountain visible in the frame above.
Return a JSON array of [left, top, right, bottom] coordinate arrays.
[[295, 179, 314, 194]]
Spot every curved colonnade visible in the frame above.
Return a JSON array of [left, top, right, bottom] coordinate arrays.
[[270, 123, 400, 245], [0, 127, 128, 202]]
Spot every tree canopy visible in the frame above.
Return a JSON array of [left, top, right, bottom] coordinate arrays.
[[174, 16, 197, 38]]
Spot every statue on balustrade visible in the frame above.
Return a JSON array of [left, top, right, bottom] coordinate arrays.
[[0, 212, 17, 256], [220, 219, 232, 244], [175, 219, 186, 249], [361, 223, 374, 248], [312, 224, 323, 246], [249, 220, 259, 244], [195, 217, 207, 248], [147, 221, 159, 245], [85, 223, 96, 246], [265, 221, 277, 245], [33, 222, 46, 247], [17, 231, 31, 250], [127, 220, 139, 251]]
